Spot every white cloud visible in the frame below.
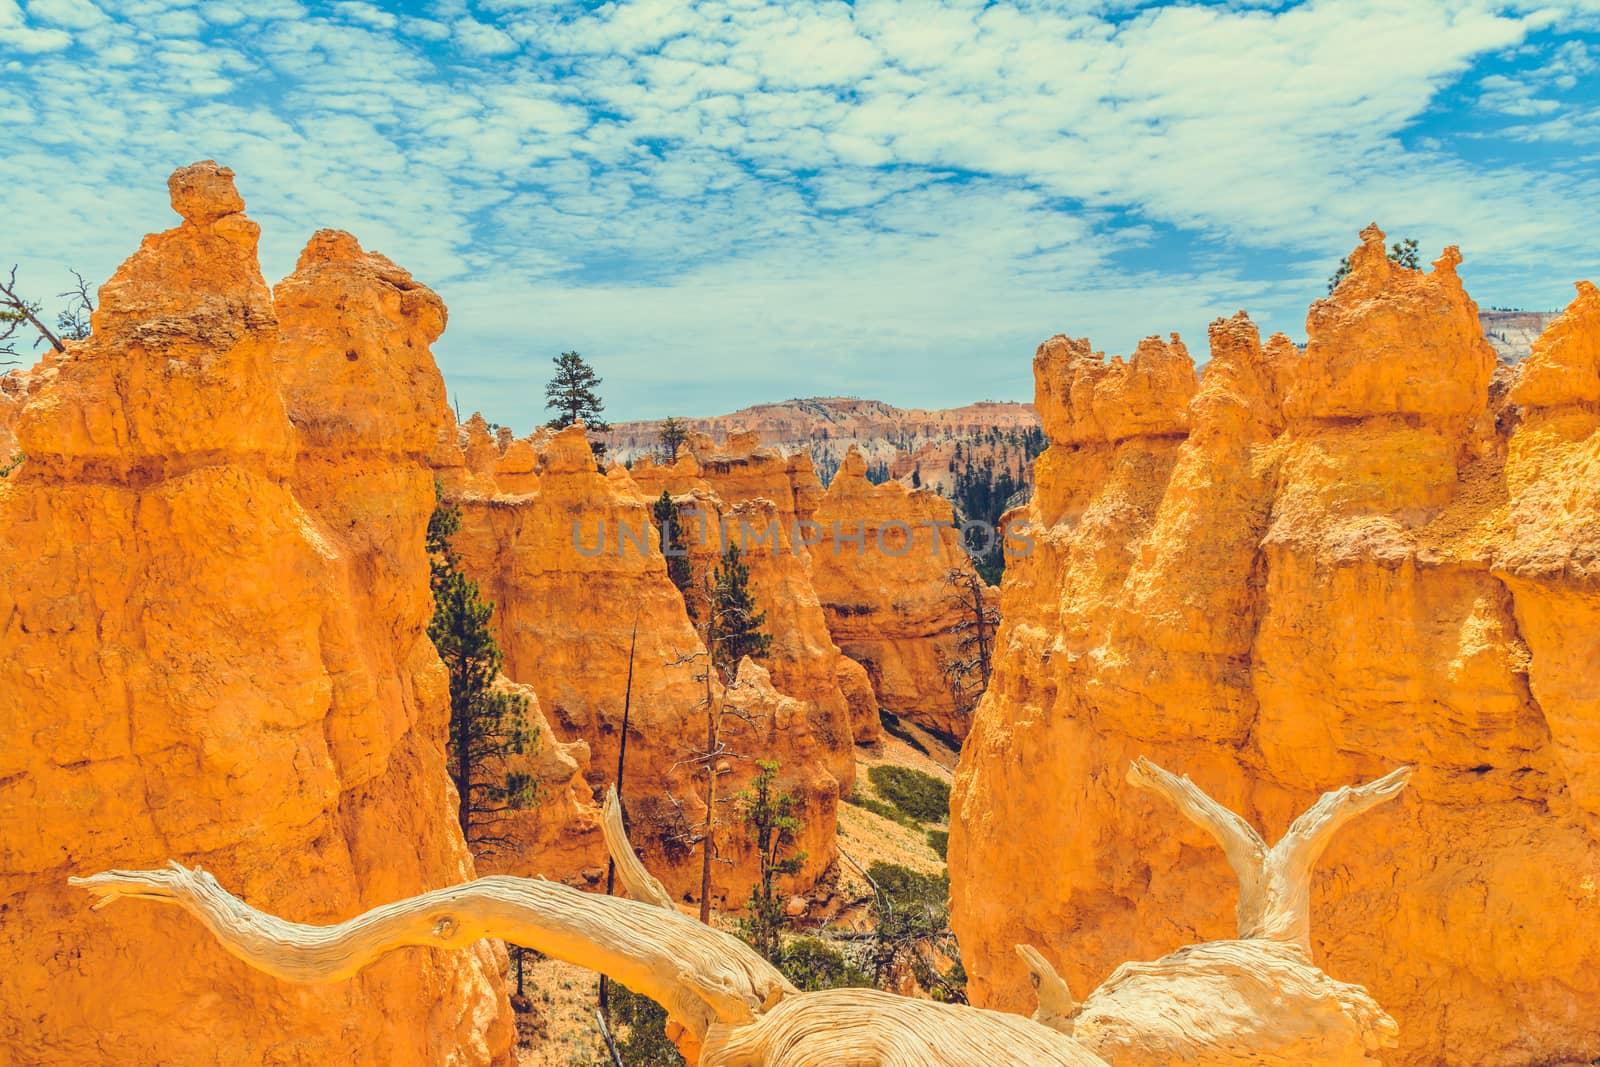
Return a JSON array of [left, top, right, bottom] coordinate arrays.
[[333, 1, 394, 29], [454, 16, 516, 55], [2, 0, 71, 49], [26, 0, 104, 29], [1, 0, 1597, 424], [1479, 72, 1559, 115]]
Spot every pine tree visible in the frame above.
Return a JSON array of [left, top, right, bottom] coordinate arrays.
[[427, 486, 538, 847], [652, 491, 695, 613], [709, 544, 771, 674], [671, 542, 774, 925], [544, 350, 610, 458], [737, 760, 806, 964], [657, 416, 688, 462]]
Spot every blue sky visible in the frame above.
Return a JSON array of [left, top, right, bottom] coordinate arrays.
[[2, 0, 1597, 425]]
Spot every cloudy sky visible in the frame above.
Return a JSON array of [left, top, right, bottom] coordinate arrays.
[[3, 0, 1597, 424]]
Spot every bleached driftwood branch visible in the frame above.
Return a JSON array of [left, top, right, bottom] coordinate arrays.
[[72, 860, 1110, 1066], [601, 784, 674, 911], [1126, 757, 1411, 949], [70, 861, 791, 1047], [1065, 758, 1413, 1066], [701, 987, 1105, 1066], [1016, 943, 1077, 1034]]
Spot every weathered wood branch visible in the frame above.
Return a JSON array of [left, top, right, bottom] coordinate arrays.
[[602, 784, 675, 911], [71, 860, 1114, 1065], [700, 988, 1106, 1067], [1072, 938, 1399, 1067], [70, 861, 792, 1044], [0, 265, 66, 354], [1127, 757, 1411, 950], [68, 763, 1409, 1066], [1016, 943, 1077, 1034]]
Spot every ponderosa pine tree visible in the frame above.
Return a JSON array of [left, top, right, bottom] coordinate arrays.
[[737, 760, 806, 964], [544, 350, 609, 458], [709, 544, 771, 674], [657, 416, 688, 462], [652, 490, 695, 613], [426, 486, 538, 848]]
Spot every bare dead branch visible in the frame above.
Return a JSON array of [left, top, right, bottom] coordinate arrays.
[[0, 265, 66, 355]]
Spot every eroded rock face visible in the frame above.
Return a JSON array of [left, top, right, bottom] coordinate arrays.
[[0, 164, 513, 1064], [632, 434, 861, 784], [950, 228, 1600, 1066], [436, 424, 842, 905], [811, 447, 988, 739], [0, 375, 25, 461], [835, 654, 881, 746], [476, 677, 605, 885]]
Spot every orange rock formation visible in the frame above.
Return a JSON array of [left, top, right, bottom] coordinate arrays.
[[433, 423, 845, 905], [478, 677, 606, 884], [0, 375, 23, 462], [811, 447, 991, 738], [630, 431, 869, 763], [0, 163, 513, 1064], [950, 225, 1600, 1066]]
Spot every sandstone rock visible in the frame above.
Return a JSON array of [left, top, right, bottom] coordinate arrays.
[[722, 497, 857, 793], [812, 446, 990, 739], [0, 165, 511, 1064], [474, 678, 604, 884], [950, 230, 1600, 1067], [602, 397, 1040, 482], [1496, 280, 1600, 824], [1292, 224, 1494, 430], [0, 372, 25, 463], [435, 425, 841, 905], [167, 159, 246, 224], [1480, 308, 1562, 362], [1511, 280, 1600, 409], [1033, 332, 1197, 447], [835, 654, 881, 745], [631, 434, 864, 775]]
